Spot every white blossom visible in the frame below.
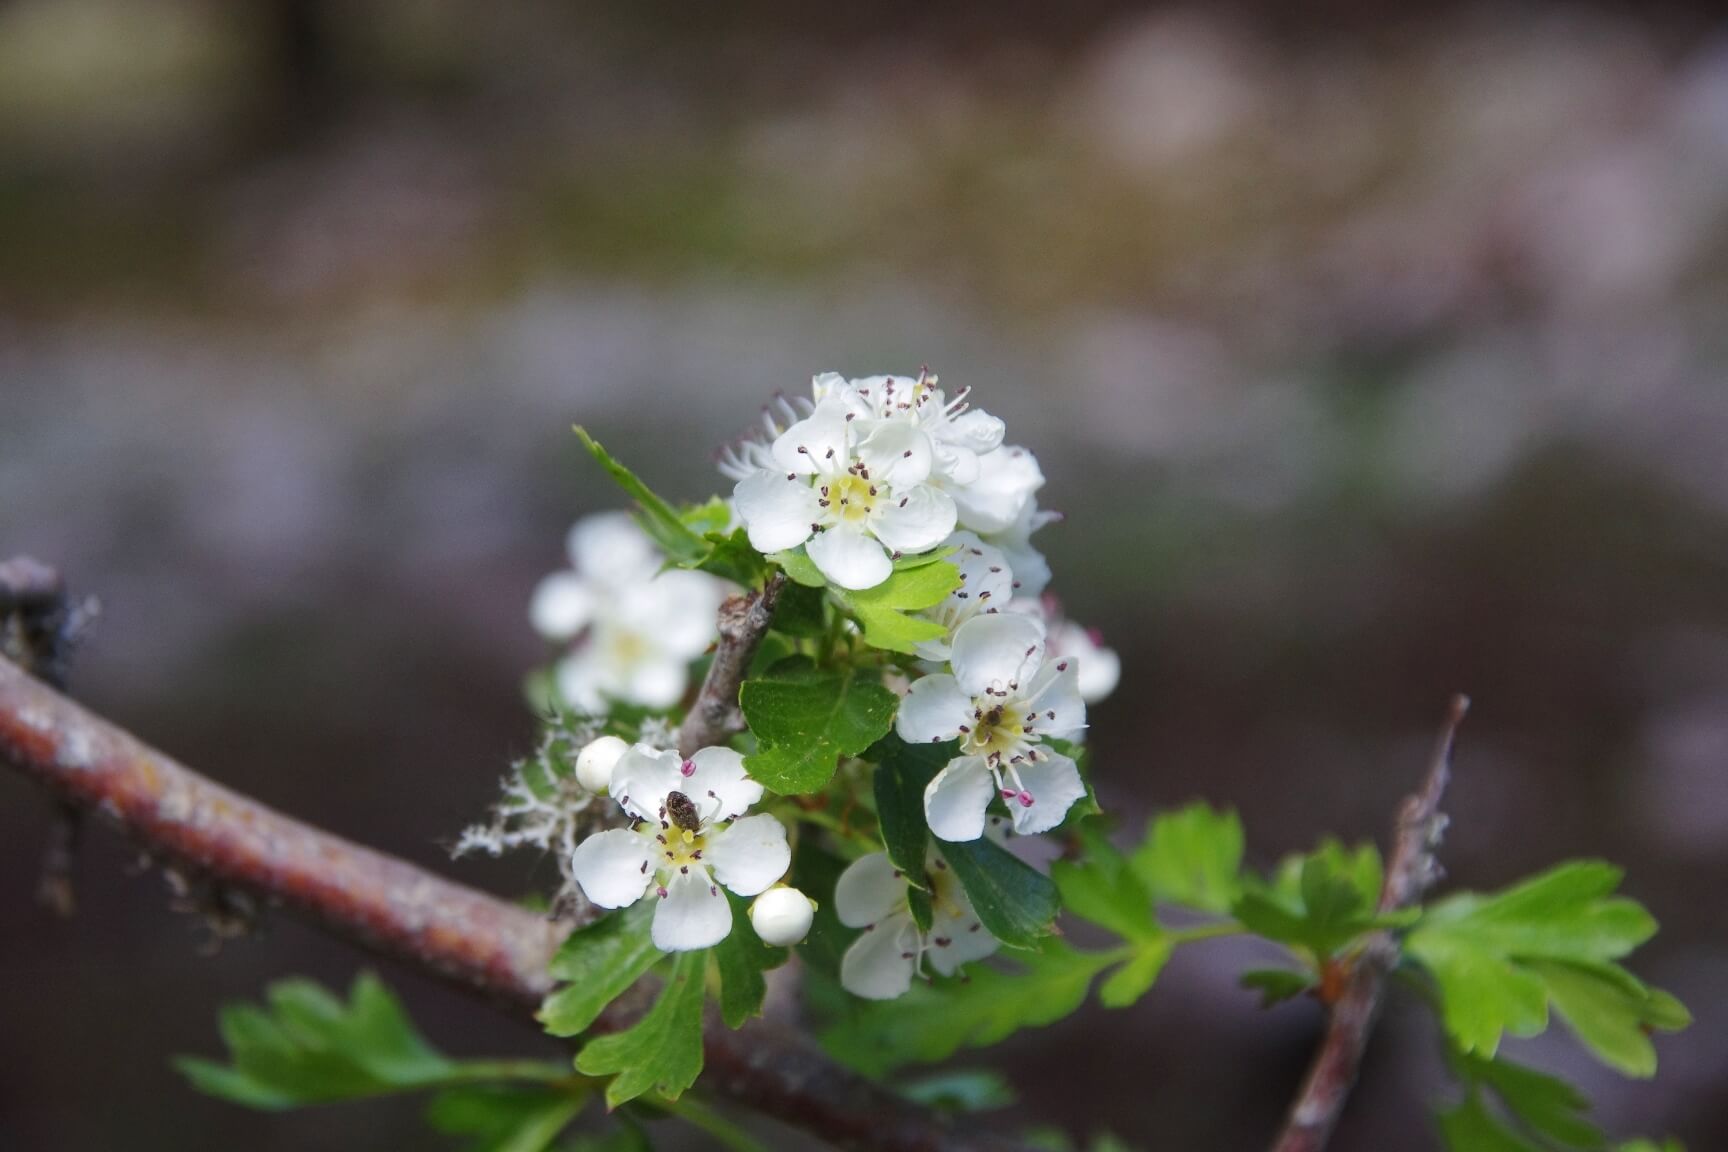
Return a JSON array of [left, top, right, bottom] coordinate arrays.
[[913, 531, 1015, 664], [1009, 596, 1121, 706], [898, 613, 1088, 841], [731, 393, 957, 590], [750, 886, 816, 947], [835, 849, 1000, 1000], [531, 512, 727, 713], [570, 744, 790, 951]]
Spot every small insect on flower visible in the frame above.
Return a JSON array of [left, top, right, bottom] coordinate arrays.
[[569, 744, 791, 951]]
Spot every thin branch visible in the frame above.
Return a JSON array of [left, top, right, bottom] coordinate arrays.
[[1, 557, 88, 914], [1269, 694, 1469, 1152], [0, 652, 1015, 1152], [678, 572, 787, 756]]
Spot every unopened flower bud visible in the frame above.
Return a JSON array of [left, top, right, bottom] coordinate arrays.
[[750, 886, 816, 947], [575, 735, 629, 794]]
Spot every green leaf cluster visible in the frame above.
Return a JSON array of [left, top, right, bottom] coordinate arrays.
[[1437, 1052, 1684, 1152], [740, 656, 898, 793], [1232, 839, 1397, 961], [178, 974, 588, 1152], [576, 949, 708, 1107], [1407, 862, 1688, 1074], [770, 546, 960, 653]]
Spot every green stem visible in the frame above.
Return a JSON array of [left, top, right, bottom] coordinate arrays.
[[1164, 919, 1247, 945], [441, 1059, 586, 1089], [655, 1094, 768, 1152]]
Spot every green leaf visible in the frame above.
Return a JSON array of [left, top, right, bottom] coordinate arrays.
[[1408, 862, 1682, 1066], [767, 548, 826, 588], [1097, 940, 1173, 1008], [576, 949, 707, 1107], [942, 836, 1060, 948], [872, 734, 949, 891], [1454, 1054, 1603, 1149], [176, 972, 569, 1111], [1438, 1091, 1542, 1152], [1128, 804, 1245, 914], [713, 891, 791, 1029], [1052, 832, 1159, 943], [575, 428, 705, 563], [427, 1086, 588, 1152], [1232, 842, 1386, 961], [741, 657, 898, 793], [841, 561, 961, 654], [770, 581, 828, 638], [1530, 961, 1690, 1078], [541, 903, 663, 1038], [1240, 968, 1314, 1008], [822, 942, 1115, 1075], [690, 527, 769, 586]]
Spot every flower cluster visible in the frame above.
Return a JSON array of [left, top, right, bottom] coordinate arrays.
[[536, 370, 1116, 999]]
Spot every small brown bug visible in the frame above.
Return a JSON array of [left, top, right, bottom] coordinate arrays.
[[664, 790, 702, 833]]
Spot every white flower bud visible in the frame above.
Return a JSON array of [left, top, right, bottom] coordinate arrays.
[[575, 735, 629, 795], [750, 886, 815, 947]]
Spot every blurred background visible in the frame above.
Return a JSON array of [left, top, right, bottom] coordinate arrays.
[[3, 1, 1727, 1148]]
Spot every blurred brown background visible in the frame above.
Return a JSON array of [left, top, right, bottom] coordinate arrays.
[[3, 1, 1727, 1148]]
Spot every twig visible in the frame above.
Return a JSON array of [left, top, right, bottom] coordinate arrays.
[[1, 557, 89, 914], [1269, 694, 1469, 1152], [678, 572, 787, 756], [0, 653, 1015, 1152]]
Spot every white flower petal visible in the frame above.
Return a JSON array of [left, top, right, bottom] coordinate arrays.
[[570, 828, 656, 908], [950, 612, 1046, 699], [947, 409, 1006, 455], [951, 446, 1044, 534], [927, 882, 999, 975], [869, 485, 957, 555], [1008, 751, 1087, 836], [652, 867, 733, 951], [568, 512, 661, 584], [621, 653, 688, 709], [924, 755, 996, 842], [553, 650, 607, 714], [896, 674, 970, 744], [733, 471, 819, 554], [834, 852, 909, 928], [682, 746, 763, 822], [616, 570, 726, 656], [855, 419, 933, 487], [771, 398, 853, 475], [840, 911, 921, 1000], [528, 571, 596, 640], [807, 524, 893, 590], [704, 813, 790, 897], [609, 745, 686, 823], [1024, 660, 1087, 742]]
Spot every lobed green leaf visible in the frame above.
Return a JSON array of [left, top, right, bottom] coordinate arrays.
[[575, 949, 707, 1107], [541, 903, 663, 1038], [741, 656, 898, 793]]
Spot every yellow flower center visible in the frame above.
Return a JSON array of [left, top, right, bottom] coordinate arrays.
[[825, 472, 878, 523], [962, 702, 1026, 760]]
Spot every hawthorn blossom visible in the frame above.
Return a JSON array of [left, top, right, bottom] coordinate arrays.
[[731, 394, 957, 590], [570, 744, 790, 951], [835, 849, 1000, 1000], [1009, 597, 1121, 705], [898, 613, 1088, 841], [530, 513, 727, 713], [822, 372, 1006, 489], [948, 443, 1045, 539], [913, 531, 1015, 664]]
